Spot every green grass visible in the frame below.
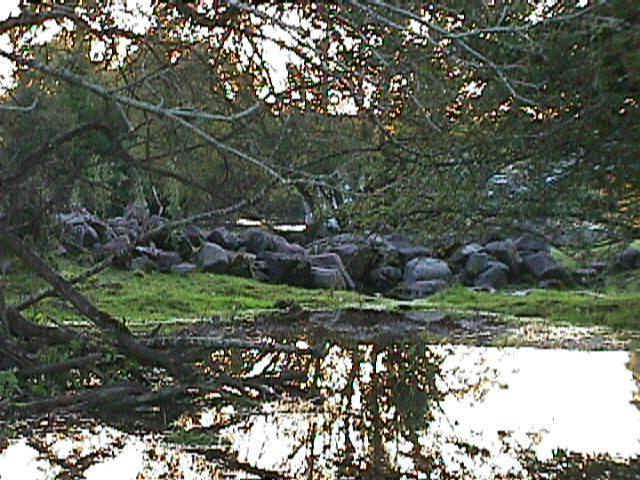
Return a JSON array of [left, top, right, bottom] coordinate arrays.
[[428, 278, 640, 331], [5, 259, 375, 327], [5, 256, 640, 333]]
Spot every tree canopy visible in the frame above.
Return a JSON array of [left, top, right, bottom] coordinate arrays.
[[0, 0, 638, 241]]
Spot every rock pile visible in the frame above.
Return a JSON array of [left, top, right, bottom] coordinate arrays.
[[56, 207, 638, 299]]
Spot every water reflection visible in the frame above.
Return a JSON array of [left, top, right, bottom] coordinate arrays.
[[2, 343, 640, 479], [219, 345, 640, 479]]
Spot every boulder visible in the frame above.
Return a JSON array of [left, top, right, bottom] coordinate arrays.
[[329, 243, 380, 282], [389, 279, 448, 300], [311, 267, 347, 290], [155, 250, 183, 273], [383, 234, 431, 263], [367, 266, 403, 293], [404, 257, 452, 283], [484, 239, 522, 277], [449, 243, 484, 268], [618, 246, 640, 271], [227, 252, 255, 278], [474, 261, 509, 289], [242, 228, 305, 255], [196, 242, 230, 273], [131, 255, 156, 273], [514, 235, 550, 255], [253, 252, 313, 287], [464, 252, 489, 279], [207, 227, 242, 251], [310, 253, 355, 290], [522, 251, 568, 281]]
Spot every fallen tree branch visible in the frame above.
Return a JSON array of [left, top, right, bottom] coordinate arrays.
[[16, 255, 114, 311], [17, 353, 104, 378], [0, 232, 194, 379]]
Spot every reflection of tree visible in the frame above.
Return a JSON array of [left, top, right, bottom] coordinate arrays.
[[626, 351, 640, 410]]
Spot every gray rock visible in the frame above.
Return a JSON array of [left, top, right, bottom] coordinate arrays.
[[618, 246, 640, 270], [311, 267, 347, 290], [207, 227, 242, 251], [522, 251, 568, 280], [474, 261, 509, 289], [227, 252, 255, 278], [196, 242, 230, 273], [253, 252, 313, 287], [389, 279, 448, 300], [242, 228, 305, 255], [310, 253, 355, 290], [329, 243, 380, 282], [367, 265, 403, 292], [156, 250, 182, 273], [464, 252, 489, 278], [450, 243, 483, 266], [514, 235, 550, 255], [171, 262, 197, 275], [404, 257, 452, 283], [131, 255, 156, 273], [484, 239, 522, 277], [384, 234, 431, 263]]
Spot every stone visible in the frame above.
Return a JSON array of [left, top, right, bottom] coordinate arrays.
[[404, 257, 452, 283], [514, 235, 550, 255], [618, 246, 640, 270], [484, 239, 522, 277], [522, 251, 568, 280], [207, 227, 242, 251], [389, 279, 448, 300], [227, 252, 255, 278], [367, 265, 403, 292], [329, 243, 380, 282], [310, 253, 355, 289], [155, 250, 182, 273], [464, 252, 489, 278], [171, 262, 197, 275], [311, 267, 347, 290], [253, 252, 313, 287], [474, 261, 509, 289], [449, 243, 483, 266], [196, 242, 230, 273]]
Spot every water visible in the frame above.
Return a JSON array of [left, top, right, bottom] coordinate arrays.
[[2, 342, 640, 478]]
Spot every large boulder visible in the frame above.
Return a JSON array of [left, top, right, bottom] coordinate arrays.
[[207, 227, 242, 251], [617, 245, 640, 271], [514, 235, 550, 255], [464, 252, 489, 279], [57, 210, 106, 248], [383, 234, 432, 263], [311, 267, 347, 290], [196, 242, 231, 273], [253, 252, 313, 287], [329, 242, 380, 283], [484, 239, 522, 277], [404, 257, 452, 283], [474, 261, 510, 289], [310, 253, 355, 290], [522, 251, 568, 281], [449, 243, 484, 269], [367, 266, 403, 293], [242, 228, 305, 255]]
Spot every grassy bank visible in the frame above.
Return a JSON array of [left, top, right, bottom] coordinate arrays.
[[6, 258, 640, 333]]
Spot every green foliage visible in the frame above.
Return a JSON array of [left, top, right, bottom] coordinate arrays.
[[0, 370, 20, 399]]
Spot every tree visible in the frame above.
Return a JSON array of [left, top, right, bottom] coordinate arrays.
[[0, 0, 638, 421]]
